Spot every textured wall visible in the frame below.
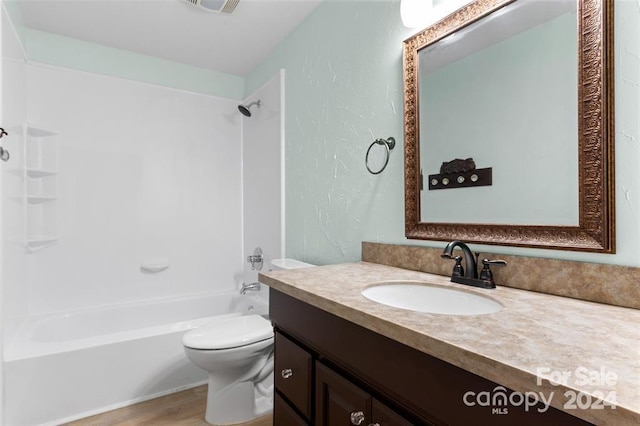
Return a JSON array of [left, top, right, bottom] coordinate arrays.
[[246, 0, 414, 265], [246, 0, 640, 267], [614, 0, 640, 266]]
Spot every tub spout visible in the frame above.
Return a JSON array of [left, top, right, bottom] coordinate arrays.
[[240, 282, 261, 295]]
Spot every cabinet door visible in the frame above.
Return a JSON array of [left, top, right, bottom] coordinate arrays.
[[315, 362, 371, 426], [275, 392, 309, 426], [372, 398, 414, 426], [275, 332, 313, 419]]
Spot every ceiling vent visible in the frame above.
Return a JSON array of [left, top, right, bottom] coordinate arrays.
[[184, 0, 240, 14]]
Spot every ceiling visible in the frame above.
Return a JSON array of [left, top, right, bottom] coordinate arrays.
[[17, 0, 324, 76]]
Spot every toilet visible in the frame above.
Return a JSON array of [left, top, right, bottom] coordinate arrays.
[[183, 258, 314, 425], [183, 315, 274, 425]]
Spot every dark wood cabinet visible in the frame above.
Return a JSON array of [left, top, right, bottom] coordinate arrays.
[[275, 393, 308, 426], [274, 332, 313, 420], [315, 361, 413, 426], [270, 289, 592, 426], [372, 397, 414, 426], [315, 361, 371, 426]]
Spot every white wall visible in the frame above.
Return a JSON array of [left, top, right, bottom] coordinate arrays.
[[25, 64, 243, 314], [242, 71, 284, 293], [0, 7, 4, 424], [2, 5, 31, 424], [1, 6, 28, 353]]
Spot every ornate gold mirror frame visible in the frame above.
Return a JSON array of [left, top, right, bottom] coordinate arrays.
[[403, 0, 615, 253]]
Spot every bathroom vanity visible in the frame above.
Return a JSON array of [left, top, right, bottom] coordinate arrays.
[[260, 262, 640, 426]]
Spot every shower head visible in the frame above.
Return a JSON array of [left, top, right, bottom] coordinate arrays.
[[238, 100, 261, 117]]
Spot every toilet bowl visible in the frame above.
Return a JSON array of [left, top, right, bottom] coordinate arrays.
[[184, 259, 315, 424], [183, 315, 274, 425]]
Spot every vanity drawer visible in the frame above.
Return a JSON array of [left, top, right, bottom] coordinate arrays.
[[274, 331, 313, 420]]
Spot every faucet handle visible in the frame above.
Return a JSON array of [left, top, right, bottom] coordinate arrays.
[[452, 256, 464, 277], [442, 254, 465, 277], [479, 259, 507, 285], [482, 259, 506, 267]]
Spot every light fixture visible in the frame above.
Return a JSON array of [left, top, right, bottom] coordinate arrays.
[[183, 0, 240, 14], [400, 0, 434, 28]]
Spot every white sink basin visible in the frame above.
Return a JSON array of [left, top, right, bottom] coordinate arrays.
[[361, 281, 503, 315]]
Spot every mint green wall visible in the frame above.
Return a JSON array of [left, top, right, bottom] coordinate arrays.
[[246, 0, 640, 267], [2, 1, 26, 44], [25, 29, 244, 99], [2, 1, 244, 99], [246, 0, 415, 265]]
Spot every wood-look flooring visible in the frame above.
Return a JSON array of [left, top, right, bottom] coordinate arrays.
[[64, 385, 272, 426]]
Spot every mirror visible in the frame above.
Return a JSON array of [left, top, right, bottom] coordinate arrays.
[[403, 0, 615, 252]]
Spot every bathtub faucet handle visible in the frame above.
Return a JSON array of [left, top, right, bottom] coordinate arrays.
[[246, 247, 264, 271], [240, 282, 261, 295]]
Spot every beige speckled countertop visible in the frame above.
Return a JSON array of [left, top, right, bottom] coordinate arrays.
[[259, 262, 640, 426]]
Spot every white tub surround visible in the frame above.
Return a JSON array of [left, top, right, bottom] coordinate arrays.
[[242, 70, 285, 296], [23, 63, 243, 315], [4, 291, 267, 426]]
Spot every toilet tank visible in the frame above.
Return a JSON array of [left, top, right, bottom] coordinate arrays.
[[270, 258, 315, 271]]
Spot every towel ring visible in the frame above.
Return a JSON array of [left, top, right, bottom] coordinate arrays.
[[366, 137, 395, 175]]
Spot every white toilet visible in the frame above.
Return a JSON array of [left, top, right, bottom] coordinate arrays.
[[183, 315, 274, 425], [183, 258, 314, 425]]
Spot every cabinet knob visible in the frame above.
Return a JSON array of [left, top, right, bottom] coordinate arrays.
[[350, 411, 365, 425], [281, 368, 293, 379], [368, 424, 381, 426]]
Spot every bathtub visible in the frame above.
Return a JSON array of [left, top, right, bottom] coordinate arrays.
[[4, 291, 268, 426]]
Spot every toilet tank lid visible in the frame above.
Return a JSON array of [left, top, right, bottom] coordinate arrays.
[[271, 258, 315, 270], [183, 315, 273, 350]]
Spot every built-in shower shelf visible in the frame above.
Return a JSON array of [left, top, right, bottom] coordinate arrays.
[[26, 168, 57, 178], [23, 123, 59, 253], [25, 237, 58, 252], [26, 125, 56, 138], [26, 195, 57, 204]]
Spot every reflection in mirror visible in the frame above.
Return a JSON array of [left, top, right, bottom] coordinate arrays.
[[403, 0, 615, 252], [419, 0, 578, 225]]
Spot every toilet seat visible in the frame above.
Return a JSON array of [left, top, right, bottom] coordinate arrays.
[[183, 315, 273, 350]]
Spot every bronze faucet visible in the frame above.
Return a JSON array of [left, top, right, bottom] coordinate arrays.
[[441, 240, 506, 289], [441, 240, 477, 278]]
